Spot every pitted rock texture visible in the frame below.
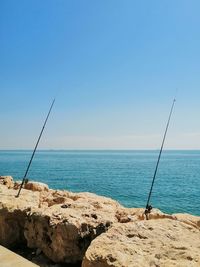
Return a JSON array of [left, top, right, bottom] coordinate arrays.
[[0, 175, 14, 188], [0, 177, 122, 263], [0, 183, 39, 248], [82, 219, 200, 267], [0, 176, 200, 266], [24, 191, 121, 263]]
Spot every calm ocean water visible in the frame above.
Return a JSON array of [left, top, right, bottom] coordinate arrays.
[[0, 150, 199, 216]]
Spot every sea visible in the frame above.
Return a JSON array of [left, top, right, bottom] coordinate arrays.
[[0, 150, 199, 216]]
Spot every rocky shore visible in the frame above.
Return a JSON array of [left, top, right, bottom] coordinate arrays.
[[0, 175, 199, 267]]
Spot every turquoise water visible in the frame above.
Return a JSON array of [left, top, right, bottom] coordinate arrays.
[[0, 150, 199, 216]]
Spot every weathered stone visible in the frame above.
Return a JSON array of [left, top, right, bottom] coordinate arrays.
[[24, 181, 49, 192], [0, 184, 39, 248], [115, 207, 175, 223], [24, 191, 121, 263], [173, 213, 200, 229], [0, 176, 14, 188], [82, 218, 200, 267], [0, 176, 200, 267]]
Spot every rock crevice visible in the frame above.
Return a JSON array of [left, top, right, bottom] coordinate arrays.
[[0, 176, 199, 267]]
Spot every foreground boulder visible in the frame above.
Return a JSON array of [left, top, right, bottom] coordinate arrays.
[[24, 191, 121, 263], [82, 219, 200, 267], [0, 176, 200, 266], [0, 184, 39, 248], [0, 177, 123, 264]]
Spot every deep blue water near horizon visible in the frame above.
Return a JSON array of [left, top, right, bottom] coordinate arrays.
[[0, 150, 199, 216]]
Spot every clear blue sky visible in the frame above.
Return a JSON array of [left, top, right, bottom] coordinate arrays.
[[1, 0, 200, 149]]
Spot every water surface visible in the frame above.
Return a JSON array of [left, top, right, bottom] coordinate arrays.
[[0, 150, 199, 216]]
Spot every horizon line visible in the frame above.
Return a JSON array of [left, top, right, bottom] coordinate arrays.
[[1, 149, 200, 151]]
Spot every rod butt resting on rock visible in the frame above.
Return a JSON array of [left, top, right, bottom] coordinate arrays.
[[144, 98, 176, 219]]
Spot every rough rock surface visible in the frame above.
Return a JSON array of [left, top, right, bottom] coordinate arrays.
[[82, 219, 200, 267], [25, 190, 121, 263], [0, 183, 39, 248], [0, 176, 122, 264], [0, 176, 200, 267], [173, 213, 200, 229], [0, 175, 14, 188], [115, 207, 176, 223], [24, 181, 49, 192]]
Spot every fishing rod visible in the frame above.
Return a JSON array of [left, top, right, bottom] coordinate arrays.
[[144, 98, 176, 219], [16, 98, 55, 197]]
